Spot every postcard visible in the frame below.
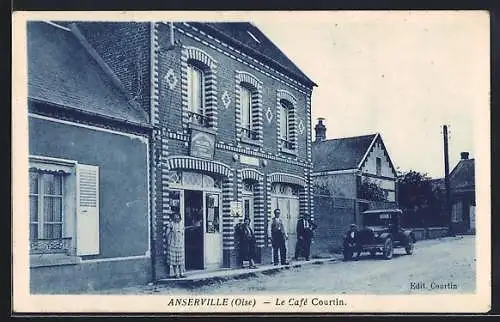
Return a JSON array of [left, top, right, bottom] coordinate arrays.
[[12, 10, 490, 313]]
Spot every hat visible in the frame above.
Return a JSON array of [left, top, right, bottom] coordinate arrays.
[[350, 224, 358, 229]]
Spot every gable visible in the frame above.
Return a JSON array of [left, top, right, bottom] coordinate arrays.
[[359, 135, 397, 178]]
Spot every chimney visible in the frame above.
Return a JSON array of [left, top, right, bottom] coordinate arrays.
[[314, 118, 327, 142], [460, 152, 469, 160]]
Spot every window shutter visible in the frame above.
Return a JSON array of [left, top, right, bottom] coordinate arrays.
[[76, 164, 100, 256]]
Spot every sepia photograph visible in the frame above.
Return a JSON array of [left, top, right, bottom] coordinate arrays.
[[12, 10, 490, 313]]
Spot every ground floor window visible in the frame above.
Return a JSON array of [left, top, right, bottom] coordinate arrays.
[[451, 201, 463, 223], [29, 156, 100, 258]]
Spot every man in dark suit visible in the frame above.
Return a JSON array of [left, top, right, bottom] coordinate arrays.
[[270, 208, 289, 265], [294, 214, 318, 261], [344, 224, 361, 261]]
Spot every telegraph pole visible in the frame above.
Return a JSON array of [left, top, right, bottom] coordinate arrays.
[[443, 125, 454, 236]]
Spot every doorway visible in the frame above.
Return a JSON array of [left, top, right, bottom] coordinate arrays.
[[184, 190, 204, 270], [270, 183, 300, 261]]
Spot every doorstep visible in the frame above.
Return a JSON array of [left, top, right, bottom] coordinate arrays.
[[156, 257, 339, 288]]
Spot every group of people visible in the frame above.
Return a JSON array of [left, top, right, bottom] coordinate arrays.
[[236, 208, 318, 268], [165, 208, 319, 278]]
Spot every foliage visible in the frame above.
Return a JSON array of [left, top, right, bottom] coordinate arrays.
[[397, 170, 447, 227], [358, 179, 386, 201]]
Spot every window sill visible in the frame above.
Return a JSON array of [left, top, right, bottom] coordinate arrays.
[[30, 253, 81, 268], [240, 137, 262, 147], [188, 122, 217, 135], [280, 147, 297, 156]]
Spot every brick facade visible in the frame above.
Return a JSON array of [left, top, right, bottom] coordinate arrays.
[[80, 21, 315, 278]]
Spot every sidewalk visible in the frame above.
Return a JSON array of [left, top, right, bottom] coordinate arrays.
[[156, 256, 341, 288]]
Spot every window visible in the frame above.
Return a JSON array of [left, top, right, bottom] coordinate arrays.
[[28, 157, 100, 259], [187, 64, 206, 126], [376, 157, 382, 176], [452, 202, 463, 223], [236, 72, 263, 144], [280, 100, 292, 149], [240, 86, 254, 139], [29, 171, 64, 242]]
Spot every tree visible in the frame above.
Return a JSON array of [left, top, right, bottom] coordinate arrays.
[[397, 170, 443, 227], [358, 179, 386, 201]]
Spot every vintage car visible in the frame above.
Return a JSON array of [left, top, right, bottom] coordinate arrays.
[[342, 209, 416, 260]]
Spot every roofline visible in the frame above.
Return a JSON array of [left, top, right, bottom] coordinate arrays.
[[186, 22, 317, 88], [68, 23, 146, 116], [356, 133, 380, 169], [28, 97, 153, 130], [311, 169, 360, 176], [356, 133, 398, 177], [316, 133, 379, 144], [449, 158, 474, 180]]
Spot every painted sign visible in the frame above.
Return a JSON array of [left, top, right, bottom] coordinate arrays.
[[190, 130, 215, 160], [240, 155, 259, 166]]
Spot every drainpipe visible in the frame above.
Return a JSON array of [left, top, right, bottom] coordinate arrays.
[[149, 21, 157, 285]]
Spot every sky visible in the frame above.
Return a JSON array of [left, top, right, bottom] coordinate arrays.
[[253, 11, 489, 178]]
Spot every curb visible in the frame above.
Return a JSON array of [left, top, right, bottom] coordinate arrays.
[[156, 257, 339, 288]]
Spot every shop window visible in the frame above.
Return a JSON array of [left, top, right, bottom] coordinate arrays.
[[206, 193, 220, 233]]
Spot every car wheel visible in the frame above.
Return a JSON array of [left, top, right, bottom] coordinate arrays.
[[405, 239, 414, 255], [369, 249, 377, 257], [383, 238, 393, 260]]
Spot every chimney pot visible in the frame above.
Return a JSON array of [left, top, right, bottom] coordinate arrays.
[[460, 152, 469, 160]]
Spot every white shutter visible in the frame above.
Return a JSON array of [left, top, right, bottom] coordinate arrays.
[[76, 164, 100, 256]]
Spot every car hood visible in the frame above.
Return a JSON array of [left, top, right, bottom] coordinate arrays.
[[362, 226, 388, 234]]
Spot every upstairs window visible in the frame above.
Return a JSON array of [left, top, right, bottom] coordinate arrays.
[[235, 71, 263, 145], [240, 85, 255, 139], [187, 64, 206, 126], [181, 47, 218, 131], [376, 157, 382, 176], [280, 99, 292, 149]]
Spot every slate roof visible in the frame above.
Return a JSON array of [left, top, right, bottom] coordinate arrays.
[[450, 158, 475, 191], [312, 134, 378, 172], [188, 22, 317, 88], [27, 22, 149, 125]]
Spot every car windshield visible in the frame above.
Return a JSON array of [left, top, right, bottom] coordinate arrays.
[[363, 213, 392, 227]]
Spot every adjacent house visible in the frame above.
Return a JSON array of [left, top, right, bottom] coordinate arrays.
[[431, 152, 476, 234], [56, 21, 317, 279], [27, 22, 152, 293], [311, 118, 398, 253]]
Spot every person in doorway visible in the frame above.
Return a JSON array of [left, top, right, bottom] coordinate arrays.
[[238, 216, 257, 269], [166, 212, 185, 278], [294, 213, 318, 261], [271, 208, 289, 265], [344, 223, 361, 261]]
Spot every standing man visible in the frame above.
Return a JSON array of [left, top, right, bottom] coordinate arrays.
[[271, 208, 289, 265], [294, 213, 318, 261]]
